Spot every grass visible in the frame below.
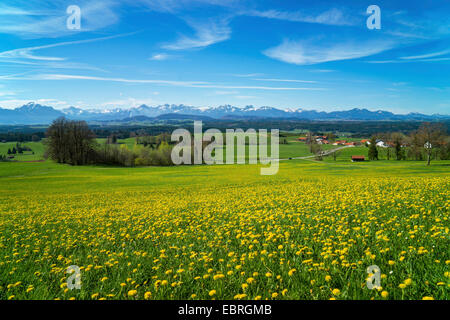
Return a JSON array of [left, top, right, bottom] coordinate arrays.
[[0, 134, 363, 163], [0, 137, 339, 163], [0, 159, 449, 300], [0, 141, 45, 161]]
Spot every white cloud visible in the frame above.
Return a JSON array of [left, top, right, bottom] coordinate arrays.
[[0, 91, 16, 97], [149, 53, 171, 61], [247, 8, 356, 26], [0, 32, 135, 71], [215, 90, 239, 95], [0, 33, 134, 61], [162, 18, 231, 50], [189, 84, 324, 91], [310, 69, 335, 73], [264, 39, 394, 65], [135, 0, 236, 13], [4, 73, 325, 91], [368, 49, 450, 64], [25, 74, 208, 87], [232, 73, 264, 78], [235, 95, 257, 99], [0, 0, 120, 38], [400, 49, 450, 60], [0, 5, 41, 16], [253, 78, 317, 83]]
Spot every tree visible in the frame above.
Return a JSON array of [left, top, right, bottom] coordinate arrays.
[[368, 136, 378, 160], [327, 132, 336, 142], [332, 150, 340, 161], [7, 148, 11, 155], [391, 132, 406, 160], [312, 143, 323, 160], [45, 117, 96, 165], [414, 122, 446, 166], [306, 131, 316, 153]]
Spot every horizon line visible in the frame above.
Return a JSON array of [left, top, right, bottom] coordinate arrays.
[[0, 101, 449, 117]]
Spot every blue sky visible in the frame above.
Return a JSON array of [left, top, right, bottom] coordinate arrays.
[[0, 0, 449, 114]]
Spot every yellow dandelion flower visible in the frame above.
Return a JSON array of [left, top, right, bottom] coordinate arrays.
[[127, 290, 137, 297], [332, 289, 340, 296]]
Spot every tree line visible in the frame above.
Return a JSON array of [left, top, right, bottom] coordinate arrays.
[[45, 118, 174, 166], [367, 122, 449, 165]]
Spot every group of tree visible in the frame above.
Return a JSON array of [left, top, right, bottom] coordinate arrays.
[[368, 122, 449, 165], [136, 133, 171, 148], [45, 118, 174, 167], [0, 132, 43, 143], [45, 118, 97, 165], [106, 134, 118, 144], [7, 142, 32, 156]]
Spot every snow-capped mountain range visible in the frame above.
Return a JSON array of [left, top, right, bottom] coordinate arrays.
[[0, 102, 449, 125]]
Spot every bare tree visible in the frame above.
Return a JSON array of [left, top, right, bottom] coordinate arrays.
[[332, 149, 341, 161], [414, 122, 446, 166], [45, 117, 96, 165], [306, 131, 316, 153], [312, 143, 323, 160], [391, 132, 407, 160]]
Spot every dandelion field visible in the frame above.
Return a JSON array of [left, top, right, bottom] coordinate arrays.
[[0, 160, 449, 300]]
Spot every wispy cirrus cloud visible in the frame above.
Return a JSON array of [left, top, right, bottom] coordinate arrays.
[[368, 49, 450, 64], [253, 78, 317, 84], [400, 49, 450, 60], [149, 53, 172, 61], [3, 73, 324, 91], [0, 0, 119, 38], [24, 74, 208, 86], [0, 32, 136, 70], [264, 39, 394, 65], [231, 73, 264, 78], [246, 8, 357, 26], [135, 0, 237, 13], [0, 90, 16, 97], [0, 4, 42, 16], [162, 18, 231, 50]]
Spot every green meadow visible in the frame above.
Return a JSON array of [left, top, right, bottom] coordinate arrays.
[[0, 140, 448, 300]]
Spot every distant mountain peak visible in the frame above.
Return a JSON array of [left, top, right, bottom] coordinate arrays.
[[0, 102, 448, 124]]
